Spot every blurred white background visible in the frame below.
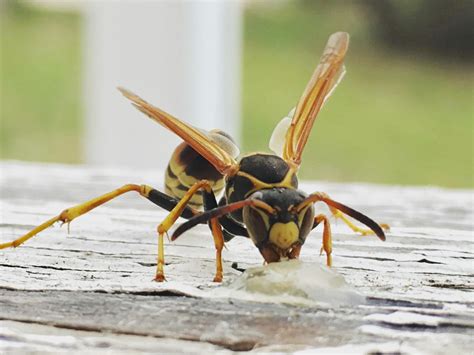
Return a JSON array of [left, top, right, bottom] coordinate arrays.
[[83, 1, 242, 168]]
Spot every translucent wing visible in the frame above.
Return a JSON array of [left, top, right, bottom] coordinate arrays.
[[206, 129, 240, 159], [269, 32, 349, 166], [118, 87, 239, 175], [269, 108, 294, 157]]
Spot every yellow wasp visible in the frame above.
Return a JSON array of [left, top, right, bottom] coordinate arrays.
[[0, 32, 388, 282]]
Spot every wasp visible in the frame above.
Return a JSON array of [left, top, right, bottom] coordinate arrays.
[[0, 32, 388, 282]]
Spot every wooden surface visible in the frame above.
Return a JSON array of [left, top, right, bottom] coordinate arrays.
[[0, 161, 473, 354]]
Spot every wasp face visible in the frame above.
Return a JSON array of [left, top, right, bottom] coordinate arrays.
[[242, 188, 315, 263]]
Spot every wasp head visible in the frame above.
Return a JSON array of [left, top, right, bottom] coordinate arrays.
[[243, 188, 315, 263]]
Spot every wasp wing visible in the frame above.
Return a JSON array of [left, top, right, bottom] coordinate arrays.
[[269, 108, 294, 157], [270, 32, 349, 166], [118, 87, 239, 175]]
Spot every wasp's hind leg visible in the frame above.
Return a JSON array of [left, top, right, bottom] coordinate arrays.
[[156, 180, 227, 282], [0, 184, 164, 250], [300, 191, 387, 266], [0, 184, 201, 281], [317, 192, 389, 236], [330, 206, 389, 236]]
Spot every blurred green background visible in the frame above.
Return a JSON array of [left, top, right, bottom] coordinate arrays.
[[1, 1, 473, 187]]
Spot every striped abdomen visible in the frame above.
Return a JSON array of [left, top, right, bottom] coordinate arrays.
[[165, 142, 225, 209]]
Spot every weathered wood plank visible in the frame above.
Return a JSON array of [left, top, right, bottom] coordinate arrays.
[[0, 319, 233, 354], [0, 161, 473, 353]]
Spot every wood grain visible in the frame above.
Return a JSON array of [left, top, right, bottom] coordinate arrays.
[[0, 161, 472, 353]]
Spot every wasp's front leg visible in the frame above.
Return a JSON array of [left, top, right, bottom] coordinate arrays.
[[312, 214, 333, 267]]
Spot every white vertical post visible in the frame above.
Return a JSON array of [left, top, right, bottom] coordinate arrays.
[[83, 1, 242, 169]]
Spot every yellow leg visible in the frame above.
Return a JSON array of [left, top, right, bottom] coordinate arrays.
[[314, 192, 389, 236], [329, 207, 389, 236], [209, 218, 224, 282], [0, 184, 152, 250], [315, 214, 332, 267], [155, 230, 166, 282], [155, 180, 217, 282]]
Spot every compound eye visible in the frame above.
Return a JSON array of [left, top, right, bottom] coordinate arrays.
[[298, 205, 315, 242], [242, 206, 270, 246]]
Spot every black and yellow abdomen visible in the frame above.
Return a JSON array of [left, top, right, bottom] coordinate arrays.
[[165, 142, 225, 209]]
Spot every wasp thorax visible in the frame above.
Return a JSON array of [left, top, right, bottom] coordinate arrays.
[[242, 188, 315, 263]]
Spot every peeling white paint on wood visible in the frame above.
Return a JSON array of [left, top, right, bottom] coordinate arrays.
[[0, 161, 473, 353]]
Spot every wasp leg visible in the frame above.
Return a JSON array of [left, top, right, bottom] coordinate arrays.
[[209, 218, 225, 282], [155, 180, 225, 282], [206, 196, 248, 241], [204, 189, 249, 278], [331, 206, 389, 236], [0, 184, 203, 282], [0, 184, 170, 250], [315, 192, 389, 236], [313, 214, 333, 267], [146, 188, 199, 220], [0, 215, 64, 249]]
